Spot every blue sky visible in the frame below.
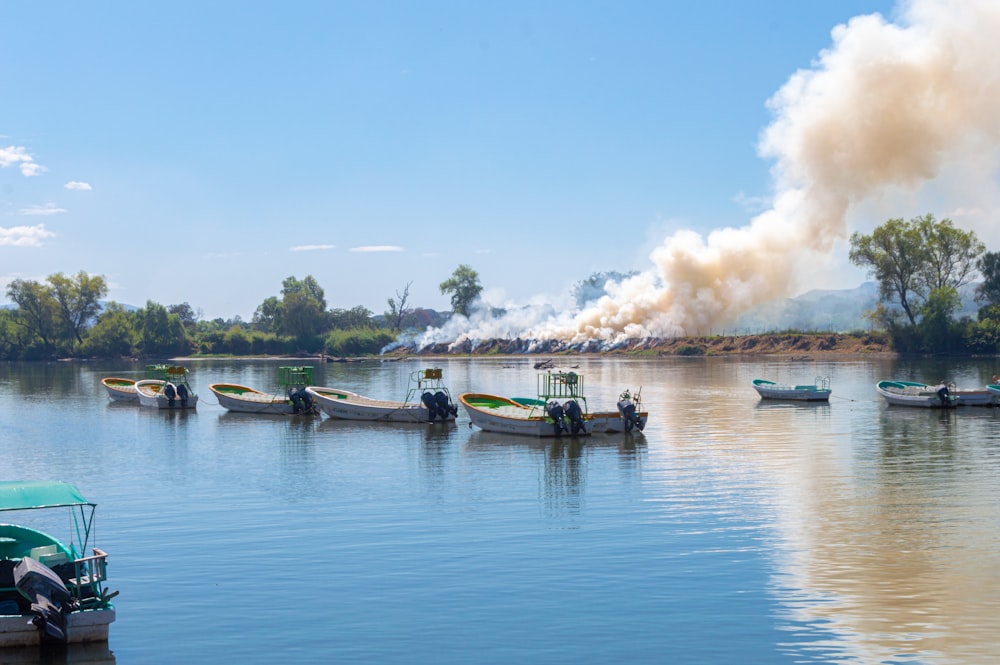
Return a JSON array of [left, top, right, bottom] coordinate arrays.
[[4, 0, 996, 334]]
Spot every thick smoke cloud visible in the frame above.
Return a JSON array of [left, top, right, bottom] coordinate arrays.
[[418, 0, 1000, 349]]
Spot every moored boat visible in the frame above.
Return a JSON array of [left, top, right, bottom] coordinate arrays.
[[876, 380, 960, 408], [752, 377, 831, 401], [135, 365, 198, 409], [459, 371, 648, 437], [209, 366, 318, 415], [100, 377, 137, 403], [0, 481, 117, 647], [306, 368, 458, 423]]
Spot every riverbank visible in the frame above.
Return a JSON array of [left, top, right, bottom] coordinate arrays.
[[393, 332, 896, 357]]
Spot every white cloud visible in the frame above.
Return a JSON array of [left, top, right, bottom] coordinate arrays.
[[19, 203, 67, 216], [349, 245, 404, 252], [64, 181, 92, 191], [289, 244, 336, 251], [0, 224, 56, 247], [0, 145, 45, 177]]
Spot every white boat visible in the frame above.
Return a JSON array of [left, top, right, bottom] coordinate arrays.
[[459, 371, 648, 437], [876, 380, 959, 408], [752, 377, 831, 401], [0, 481, 117, 647], [209, 366, 318, 415], [135, 365, 198, 409], [100, 377, 137, 402], [306, 368, 458, 423]]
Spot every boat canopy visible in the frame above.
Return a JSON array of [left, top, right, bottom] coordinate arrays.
[[0, 481, 93, 512]]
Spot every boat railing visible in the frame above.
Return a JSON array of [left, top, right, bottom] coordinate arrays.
[[538, 371, 584, 399], [814, 376, 831, 391], [68, 548, 116, 608]]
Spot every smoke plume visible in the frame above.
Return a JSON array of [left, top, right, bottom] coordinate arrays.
[[418, 0, 1000, 349]]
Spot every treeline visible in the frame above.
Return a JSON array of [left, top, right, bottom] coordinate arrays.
[[850, 213, 1000, 354], [0, 268, 483, 361]]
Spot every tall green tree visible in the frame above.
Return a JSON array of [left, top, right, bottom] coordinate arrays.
[[849, 214, 983, 326], [278, 275, 328, 341], [47, 271, 108, 344], [5, 278, 59, 350], [82, 302, 136, 357], [976, 251, 1000, 305], [439, 264, 482, 317], [137, 301, 191, 356]]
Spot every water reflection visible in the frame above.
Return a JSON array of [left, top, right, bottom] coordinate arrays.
[[765, 405, 1000, 663], [0, 642, 116, 665]]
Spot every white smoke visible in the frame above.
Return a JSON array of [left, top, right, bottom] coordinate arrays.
[[417, 0, 1000, 350]]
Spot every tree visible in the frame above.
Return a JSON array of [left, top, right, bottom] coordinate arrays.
[[278, 275, 328, 340], [976, 251, 1000, 305], [168, 302, 201, 328], [329, 306, 374, 330], [5, 278, 59, 350], [252, 296, 282, 333], [82, 302, 136, 357], [386, 281, 413, 331], [849, 214, 983, 326], [137, 301, 191, 356], [47, 271, 108, 345], [439, 264, 482, 317], [914, 214, 984, 292]]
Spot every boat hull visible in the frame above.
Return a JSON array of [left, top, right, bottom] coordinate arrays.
[[752, 380, 830, 401], [306, 387, 456, 423], [136, 380, 199, 409], [209, 384, 308, 415], [0, 607, 115, 647], [876, 381, 958, 408], [459, 393, 645, 437], [101, 378, 137, 403]]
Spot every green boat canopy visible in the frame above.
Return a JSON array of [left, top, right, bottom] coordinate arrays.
[[0, 481, 93, 512]]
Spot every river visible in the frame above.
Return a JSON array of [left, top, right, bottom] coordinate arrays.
[[1, 355, 998, 664]]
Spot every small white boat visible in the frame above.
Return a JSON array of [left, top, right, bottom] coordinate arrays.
[[209, 366, 318, 415], [306, 368, 458, 423], [135, 365, 198, 409], [752, 377, 831, 401], [460, 371, 648, 437], [0, 481, 117, 647], [876, 380, 959, 408], [100, 377, 138, 402]]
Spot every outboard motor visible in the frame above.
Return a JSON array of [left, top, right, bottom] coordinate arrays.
[[176, 383, 189, 407], [433, 391, 454, 420], [618, 390, 643, 433], [421, 391, 439, 421], [937, 385, 950, 406], [546, 401, 566, 436], [164, 382, 177, 408], [288, 387, 311, 413], [564, 399, 586, 435], [13, 557, 71, 645]]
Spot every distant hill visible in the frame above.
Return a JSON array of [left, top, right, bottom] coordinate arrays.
[[733, 281, 982, 333]]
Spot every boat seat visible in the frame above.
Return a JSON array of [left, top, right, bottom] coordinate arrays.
[[29, 544, 69, 567]]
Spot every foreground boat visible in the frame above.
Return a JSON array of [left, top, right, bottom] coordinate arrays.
[[135, 365, 199, 410], [210, 366, 318, 415], [876, 380, 960, 408], [306, 368, 458, 423], [100, 377, 137, 403], [752, 377, 831, 401], [459, 371, 648, 437], [0, 481, 117, 647]]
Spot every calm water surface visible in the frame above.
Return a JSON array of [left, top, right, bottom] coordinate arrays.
[[2, 356, 1000, 664]]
